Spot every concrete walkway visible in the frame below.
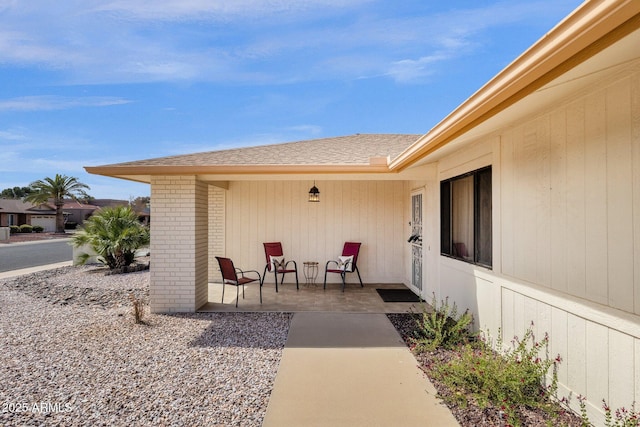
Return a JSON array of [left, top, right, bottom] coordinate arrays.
[[263, 312, 459, 427]]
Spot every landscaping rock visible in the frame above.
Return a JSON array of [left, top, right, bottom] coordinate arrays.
[[0, 267, 292, 426]]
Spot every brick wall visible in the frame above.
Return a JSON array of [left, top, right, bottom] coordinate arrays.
[[208, 185, 225, 282], [150, 176, 208, 313]]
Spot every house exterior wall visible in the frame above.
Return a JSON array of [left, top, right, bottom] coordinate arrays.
[[428, 62, 640, 424], [221, 180, 409, 285], [65, 208, 97, 226], [150, 176, 208, 313]]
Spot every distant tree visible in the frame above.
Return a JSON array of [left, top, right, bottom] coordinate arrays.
[[79, 195, 95, 205], [25, 174, 90, 233], [129, 196, 150, 212], [70, 206, 150, 270], [1, 186, 33, 199]]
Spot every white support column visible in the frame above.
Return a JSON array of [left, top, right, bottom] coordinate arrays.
[[149, 176, 209, 313]]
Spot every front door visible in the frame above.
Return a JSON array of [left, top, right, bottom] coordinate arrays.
[[410, 189, 423, 294]]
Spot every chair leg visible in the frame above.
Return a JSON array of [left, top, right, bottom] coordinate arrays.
[[261, 266, 268, 286], [259, 282, 262, 304], [295, 270, 299, 290], [221, 283, 225, 303], [323, 270, 328, 290], [355, 266, 363, 287], [273, 271, 279, 293], [341, 272, 346, 292], [235, 285, 239, 308]]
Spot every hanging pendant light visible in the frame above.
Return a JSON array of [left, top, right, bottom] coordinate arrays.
[[308, 181, 320, 202]]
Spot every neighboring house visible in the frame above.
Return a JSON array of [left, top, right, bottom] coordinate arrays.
[[92, 198, 129, 208], [86, 1, 640, 424], [62, 200, 99, 227], [0, 199, 56, 231]]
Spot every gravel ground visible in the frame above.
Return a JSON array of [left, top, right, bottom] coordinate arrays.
[[0, 266, 292, 426]]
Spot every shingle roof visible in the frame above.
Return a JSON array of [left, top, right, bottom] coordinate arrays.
[[0, 199, 55, 214], [62, 200, 99, 210], [97, 134, 421, 168]]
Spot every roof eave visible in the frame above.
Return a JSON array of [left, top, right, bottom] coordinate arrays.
[[84, 164, 394, 183], [389, 0, 640, 171]]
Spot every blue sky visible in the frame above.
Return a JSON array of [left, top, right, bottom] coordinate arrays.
[[0, 0, 582, 200]]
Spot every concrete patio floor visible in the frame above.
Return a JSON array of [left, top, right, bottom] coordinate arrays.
[[199, 281, 424, 313]]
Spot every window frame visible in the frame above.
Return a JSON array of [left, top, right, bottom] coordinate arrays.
[[440, 166, 492, 269]]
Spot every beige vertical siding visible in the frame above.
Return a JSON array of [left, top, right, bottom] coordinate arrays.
[[221, 180, 409, 284], [430, 63, 640, 424], [501, 71, 640, 314]]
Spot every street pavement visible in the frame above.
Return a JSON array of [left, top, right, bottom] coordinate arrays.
[[0, 239, 73, 273]]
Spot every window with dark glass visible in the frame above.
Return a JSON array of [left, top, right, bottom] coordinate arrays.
[[440, 166, 492, 268]]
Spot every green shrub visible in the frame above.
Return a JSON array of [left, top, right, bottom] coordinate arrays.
[[9, 225, 20, 234], [434, 326, 560, 426], [19, 224, 33, 233], [71, 206, 150, 270], [411, 294, 474, 352], [64, 221, 78, 230], [32, 225, 44, 233]]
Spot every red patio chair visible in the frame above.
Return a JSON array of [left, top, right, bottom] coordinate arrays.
[[261, 242, 299, 292], [324, 242, 363, 292], [215, 256, 262, 307]]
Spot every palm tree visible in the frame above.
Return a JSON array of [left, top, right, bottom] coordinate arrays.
[[71, 206, 150, 270], [25, 174, 90, 234]]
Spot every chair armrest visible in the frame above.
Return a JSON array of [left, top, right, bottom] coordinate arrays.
[[325, 260, 339, 269], [284, 260, 297, 270], [239, 269, 262, 282]]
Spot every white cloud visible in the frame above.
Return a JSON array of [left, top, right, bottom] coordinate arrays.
[[0, 0, 581, 85], [91, 0, 374, 21], [85, 178, 149, 200], [0, 96, 131, 112], [0, 151, 89, 175], [285, 124, 323, 136], [386, 52, 450, 83], [0, 129, 26, 140]]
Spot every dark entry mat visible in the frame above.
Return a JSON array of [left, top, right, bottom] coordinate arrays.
[[376, 288, 422, 303]]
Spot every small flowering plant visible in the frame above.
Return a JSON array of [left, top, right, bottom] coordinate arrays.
[[603, 400, 639, 427], [577, 396, 639, 426], [433, 323, 562, 426], [411, 293, 474, 352]]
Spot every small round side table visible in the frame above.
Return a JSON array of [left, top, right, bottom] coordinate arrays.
[[303, 261, 319, 286]]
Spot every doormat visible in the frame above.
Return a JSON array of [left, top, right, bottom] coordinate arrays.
[[376, 288, 422, 303]]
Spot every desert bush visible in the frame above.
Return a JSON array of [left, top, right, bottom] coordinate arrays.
[[434, 326, 561, 426], [129, 293, 146, 324], [71, 206, 149, 270], [9, 225, 20, 234], [19, 224, 33, 233], [411, 294, 474, 352]]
